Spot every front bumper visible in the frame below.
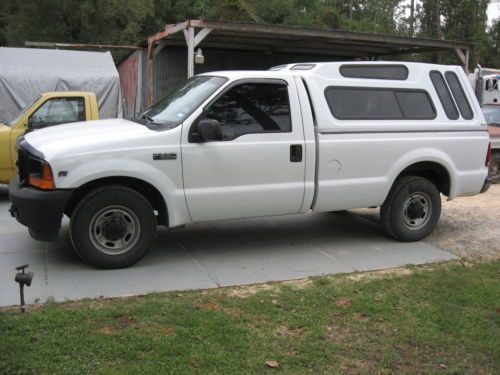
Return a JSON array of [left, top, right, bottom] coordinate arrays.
[[8, 178, 73, 241]]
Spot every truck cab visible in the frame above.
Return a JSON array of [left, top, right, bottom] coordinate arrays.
[[0, 91, 99, 184]]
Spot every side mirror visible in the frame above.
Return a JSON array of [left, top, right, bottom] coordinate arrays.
[[28, 115, 43, 130], [197, 119, 223, 142], [26, 116, 33, 130]]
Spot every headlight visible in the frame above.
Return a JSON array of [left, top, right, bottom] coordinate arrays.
[[28, 161, 55, 190]]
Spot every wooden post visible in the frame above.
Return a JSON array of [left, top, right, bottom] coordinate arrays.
[[184, 27, 195, 78]]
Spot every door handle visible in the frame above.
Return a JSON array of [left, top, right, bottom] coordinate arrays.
[[290, 144, 303, 162]]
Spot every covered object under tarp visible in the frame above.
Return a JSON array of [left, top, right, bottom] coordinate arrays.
[[0, 47, 123, 122]]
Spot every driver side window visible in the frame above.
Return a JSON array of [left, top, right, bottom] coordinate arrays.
[[201, 82, 291, 141], [30, 97, 85, 129]]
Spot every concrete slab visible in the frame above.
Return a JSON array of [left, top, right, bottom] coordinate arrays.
[[45, 227, 218, 301], [0, 191, 458, 307], [0, 230, 45, 254]]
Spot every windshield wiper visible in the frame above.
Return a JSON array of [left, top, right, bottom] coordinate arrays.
[[139, 113, 154, 123], [129, 113, 156, 126]]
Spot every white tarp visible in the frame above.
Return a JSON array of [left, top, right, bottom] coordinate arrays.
[[0, 47, 123, 122]]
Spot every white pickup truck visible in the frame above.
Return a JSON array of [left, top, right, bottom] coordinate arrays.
[[9, 62, 491, 268]]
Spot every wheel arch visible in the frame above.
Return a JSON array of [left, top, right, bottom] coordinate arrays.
[[393, 161, 452, 197], [64, 176, 168, 226]]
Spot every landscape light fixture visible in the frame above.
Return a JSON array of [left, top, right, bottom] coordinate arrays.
[[14, 264, 34, 313], [195, 48, 205, 64]]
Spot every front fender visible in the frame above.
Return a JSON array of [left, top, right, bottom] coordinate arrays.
[[53, 157, 190, 227]]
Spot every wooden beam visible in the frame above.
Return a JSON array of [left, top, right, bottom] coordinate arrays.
[[194, 28, 213, 47]]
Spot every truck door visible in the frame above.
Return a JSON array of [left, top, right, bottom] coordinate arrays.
[[182, 79, 306, 222]]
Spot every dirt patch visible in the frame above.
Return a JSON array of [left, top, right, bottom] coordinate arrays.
[[425, 185, 500, 260], [94, 315, 138, 335], [223, 278, 312, 300], [156, 325, 176, 335], [334, 298, 353, 307], [280, 278, 313, 289], [273, 325, 303, 338], [197, 301, 222, 312], [323, 324, 356, 345], [96, 326, 117, 335], [345, 267, 414, 281], [225, 283, 275, 299], [336, 358, 378, 375]]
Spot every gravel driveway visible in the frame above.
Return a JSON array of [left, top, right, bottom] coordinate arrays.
[[355, 184, 500, 260]]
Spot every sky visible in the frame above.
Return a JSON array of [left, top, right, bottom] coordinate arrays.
[[487, 0, 500, 26]]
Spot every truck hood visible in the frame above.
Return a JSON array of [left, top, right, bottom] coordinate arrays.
[[24, 118, 162, 160]]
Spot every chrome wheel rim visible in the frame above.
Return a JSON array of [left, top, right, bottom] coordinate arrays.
[[89, 205, 141, 255], [402, 192, 432, 231]]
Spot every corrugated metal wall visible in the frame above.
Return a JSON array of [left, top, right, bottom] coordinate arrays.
[[153, 48, 187, 103], [118, 50, 147, 117]]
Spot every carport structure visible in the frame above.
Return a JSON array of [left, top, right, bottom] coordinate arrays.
[[146, 19, 473, 105]]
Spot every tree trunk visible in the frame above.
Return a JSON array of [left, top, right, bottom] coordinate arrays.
[[409, 0, 415, 37], [435, 0, 442, 63], [349, 0, 353, 30]]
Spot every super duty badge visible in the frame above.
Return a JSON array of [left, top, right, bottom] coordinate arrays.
[[153, 153, 177, 160]]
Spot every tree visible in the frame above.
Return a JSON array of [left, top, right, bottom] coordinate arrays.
[[482, 19, 500, 67], [1, 0, 154, 47], [418, 0, 441, 39], [0, 3, 6, 46], [442, 0, 489, 65]]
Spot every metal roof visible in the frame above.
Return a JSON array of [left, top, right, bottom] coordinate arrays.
[[148, 19, 473, 60], [145, 19, 474, 105]]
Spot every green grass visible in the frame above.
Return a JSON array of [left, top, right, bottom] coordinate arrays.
[[1, 261, 499, 374]]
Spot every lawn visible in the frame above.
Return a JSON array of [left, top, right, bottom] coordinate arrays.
[[1, 261, 499, 374]]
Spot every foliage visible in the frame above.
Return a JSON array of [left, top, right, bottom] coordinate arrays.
[[483, 19, 500, 67], [1, 261, 499, 374], [0, 0, 497, 68], [0, 0, 155, 46]]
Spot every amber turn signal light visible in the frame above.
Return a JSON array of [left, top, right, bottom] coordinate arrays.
[[29, 162, 55, 190]]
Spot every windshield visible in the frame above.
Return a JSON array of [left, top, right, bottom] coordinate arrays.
[[141, 76, 228, 126], [4, 96, 40, 127], [482, 105, 500, 125]]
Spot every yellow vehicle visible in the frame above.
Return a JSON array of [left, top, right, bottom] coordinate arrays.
[[0, 92, 100, 184]]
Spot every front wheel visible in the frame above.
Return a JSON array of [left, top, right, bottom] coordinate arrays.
[[381, 176, 441, 242], [70, 186, 157, 269]]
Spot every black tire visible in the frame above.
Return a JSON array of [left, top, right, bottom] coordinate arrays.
[[70, 186, 157, 269], [381, 176, 441, 242], [489, 156, 500, 184]]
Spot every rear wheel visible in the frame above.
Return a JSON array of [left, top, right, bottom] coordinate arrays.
[[381, 176, 441, 241], [70, 186, 157, 269], [489, 156, 500, 184]]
